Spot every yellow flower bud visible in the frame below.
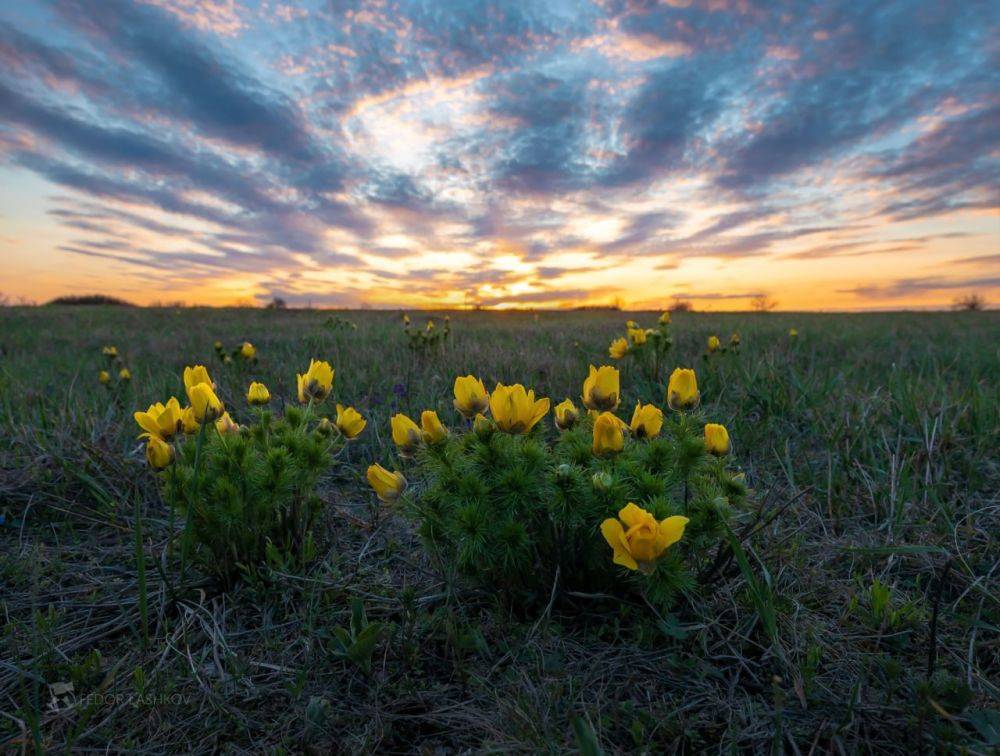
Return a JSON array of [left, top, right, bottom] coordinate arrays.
[[215, 412, 239, 434], [630, 402, 663, 439], [453, 375, 489, 418], [789, 328, 798, 338], [658, 312, 671, 325], [316, 417, 335, 436], [366, 463, 406, 503], [489, 383, 549, 434], [134, 397, 183, 441], [608, 337, 628, 359], [187, 382, 223, 423], [297, 359, 334, 403], [473, 413, 493, 435], [335, 404, 367, 439], [554, 398, 579, 431], [391, 413, 422, 457], [420, 410, 448, 444], [240, 342, 256, 359], [581, 365, 620, 412], [118, 368, 131, 381], [145, 436, 174, 470], [213, 340, 223, 351], [666, 368, 699, 411], [592, 411, 625, 456], [628, 327, 647, 345], [601, 503, 688, 573], [708, 335, 720, 353], [102, 345, 118, 359], [183, 365, 213, 391], [98, 370, 110, 385], [704, 423, 730, 456], [625, 320, 638, 329], [247, 381, 270, 406], [730, 333, 740, 347]]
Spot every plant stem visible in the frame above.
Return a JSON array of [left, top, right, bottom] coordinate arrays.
[[179, 419, 209, 589]]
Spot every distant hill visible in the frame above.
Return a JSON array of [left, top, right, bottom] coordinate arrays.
[[46, 294, 135, 306]]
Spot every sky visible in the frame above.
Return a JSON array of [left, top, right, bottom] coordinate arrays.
[[0, 0, 998, 310]]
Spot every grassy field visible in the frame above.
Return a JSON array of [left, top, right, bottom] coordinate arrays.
[[1, 305, 997, 753]]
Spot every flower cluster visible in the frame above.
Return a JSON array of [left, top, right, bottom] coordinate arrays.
[[98, 344, 132, 386], [213, 339, 258, 365], [608, 312, 673, 380], [366, 361, 745, 608], [135, 360, 365, 584], [402, 312, 451, 351]]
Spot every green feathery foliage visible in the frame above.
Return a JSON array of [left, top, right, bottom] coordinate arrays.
[[402, 407, 746, 610]]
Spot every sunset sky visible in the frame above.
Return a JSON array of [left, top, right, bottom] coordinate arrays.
[[1, 0, 997, 310]]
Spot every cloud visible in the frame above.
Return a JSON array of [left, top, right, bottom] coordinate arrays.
[[839, 276, 1000, 299]]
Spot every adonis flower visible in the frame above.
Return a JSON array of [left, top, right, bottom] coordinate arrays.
[[581, 365, 620, 412], [609, 337, 628, 359], [666, 368, 699, 411], [630, 402, 663, 439], [554, 398, 579, 430], [707, 335, 720, 353], [420, 410, 448, 443], [601, 503, 688, 573], [367, 463, 407, 503], [297, 359, 334, 403], [134, 397, 183, 441], [247, 382, 270, 406], [453, 375, 489, 418], [704, 423, 730, 456], [145, 436, 174, 470], [592, 411, 626, 456], [489, 383, 549, 434], [391, 413, 422, 456], [335, 404, 367, 439]]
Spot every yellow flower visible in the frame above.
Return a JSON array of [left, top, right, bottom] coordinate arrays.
[[102, 345, 118, 359], [658, 312, 671, 325], [240, 342, 256, 359], [628, 327, 647, 345], [98, 370, 110, 385], [581, 365, 620, 412], [118, 368, 131, 381], [402, 313, 410, 326], [554, 398, 579, 430], [704, 423, 730, 455], [145, 436, 174, 470], [489, 383, 549, 434], [789, 328, 798, 338], [391, 413, 422, 456], [134, 397, 183, 441], [247, 381, 270, 406], [666, 368, 699, 411], [730, 333, 740, 347], [180, 406, 199, 434], [453, 375, 489, 418], [625, 320, 639, 329], [708, 335, 720, 353], [335, 404, 367, 439], [297, 359, 334, 403], [187, 381, 223, 423], [630, 402, 663, 439], [420, 410, 448, 444], [426, 320, 435, 331], [213, 340, 223, 351], [183, 365, 213, 391], [215, 412, 239, 434], [592, 411, 625, 456], [601, 503, 688, 573], [367, 463, 406, 503], [609, 337, 628, 359]]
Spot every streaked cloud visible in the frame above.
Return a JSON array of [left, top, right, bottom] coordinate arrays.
[[0, 0, 997, 309]]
